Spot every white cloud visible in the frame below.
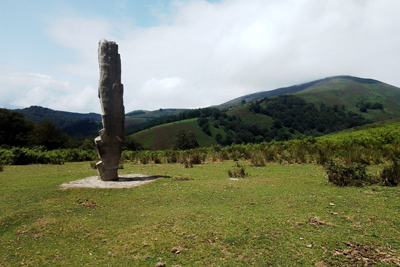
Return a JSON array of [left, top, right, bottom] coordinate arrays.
[[3, 0, 400, 113], [0, 66, 99, 112]]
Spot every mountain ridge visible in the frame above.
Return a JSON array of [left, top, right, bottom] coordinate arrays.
[[218, 75, 384, 107], [6, 75, 400, 145]]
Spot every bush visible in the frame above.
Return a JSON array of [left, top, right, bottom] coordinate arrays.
[[227, 163, 248, 178], [140, 155, 150, 164], [90, 162, 97, 169], [381, 162, 400, 186], [122, 136, 143, 151], [173, 130, 199, 150], [189, 153, 202, 165], [183, 159, 193, 168], [0, 164, 3, 172], [251, 151, 266, 167], [324, 160, 378, 187], [154, 157, 162, 164]]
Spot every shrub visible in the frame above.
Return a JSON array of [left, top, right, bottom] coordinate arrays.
[[227, 163, 248, 178], [173, 130, 199, 150], [140, 155, 150, 164], [167, 154, 178, 163], [324, 160, 378, 187], [183, 159, 193, 168], [0, 164, 3, 172], [189, 153, 202, 165], [251, 151, 266, 167], [49, 157, 64, 165], [90, 162, 97, 169], [381, 162, 400, 186]]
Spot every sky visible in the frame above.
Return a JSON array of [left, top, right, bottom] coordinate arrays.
[[1, 0, 400, 114]]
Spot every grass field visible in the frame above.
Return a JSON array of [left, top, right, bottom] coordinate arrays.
[[1, 161, 399, 266]]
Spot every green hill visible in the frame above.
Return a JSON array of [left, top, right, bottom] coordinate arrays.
[[129, 75, 400, 150], [220, 75, 400, 122], [131, 118, 219, 150], [296, 76, 400, 122]]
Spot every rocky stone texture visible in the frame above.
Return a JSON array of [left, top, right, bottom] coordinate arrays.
[[95, 39, 125, 181]]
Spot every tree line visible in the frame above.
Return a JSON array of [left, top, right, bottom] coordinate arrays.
[[0, 108, 69, 150]]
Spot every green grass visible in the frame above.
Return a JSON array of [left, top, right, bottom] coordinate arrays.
[[1, 161, 399, 266], [130, 119, 217, 150]]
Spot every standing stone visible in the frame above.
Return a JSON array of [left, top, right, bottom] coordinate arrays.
[[95, 39, 125, 181]]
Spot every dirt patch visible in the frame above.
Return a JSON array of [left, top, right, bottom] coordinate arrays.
[[309, 217, 334, 226], [77, 199, 98, 207], [329, 241, 400, 266], [60, 174, 160, 189]]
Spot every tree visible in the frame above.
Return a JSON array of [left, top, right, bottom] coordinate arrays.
[[0, 108, 34, 147], [122, 136, 144, 151], [173, 130, 199, 150], [28, 119, 68, 150], [273, 118, 282, 129], [215, 133, 223, 144]]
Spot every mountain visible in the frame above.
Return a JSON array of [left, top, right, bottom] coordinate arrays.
[[17, 106, 101, 128], [296, 76, 400, 122], [218, 78, 325, 107], [129, 75, 400, 150], [219, 75, 400, 122]]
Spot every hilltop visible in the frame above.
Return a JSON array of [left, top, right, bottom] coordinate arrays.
[[220, 75, 400, 122]]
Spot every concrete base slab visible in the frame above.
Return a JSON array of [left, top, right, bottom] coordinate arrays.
[[60, 174, 159, 189]]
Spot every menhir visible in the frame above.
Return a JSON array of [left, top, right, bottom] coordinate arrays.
[[95, 39, 125, 181]]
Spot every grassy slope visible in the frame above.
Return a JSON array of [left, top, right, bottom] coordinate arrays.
[[226, 104, 273, 129], [130, 119, 218, 150], [296, 77, 400, 122], [1, 162, 399, 266], [125, 117, 148, 127]]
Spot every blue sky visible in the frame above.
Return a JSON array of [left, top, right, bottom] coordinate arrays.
[[1, 0, 400, 113]]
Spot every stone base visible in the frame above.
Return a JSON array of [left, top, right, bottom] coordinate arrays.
[[96, 161, 119, 181], [60, 174, 159, 189], [95, 129, 122, 181]]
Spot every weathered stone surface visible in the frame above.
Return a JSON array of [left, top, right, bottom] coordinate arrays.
[[95, 39, 125, 181]]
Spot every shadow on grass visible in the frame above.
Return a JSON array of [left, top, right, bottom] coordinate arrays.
[[118, 175, 171, 182]]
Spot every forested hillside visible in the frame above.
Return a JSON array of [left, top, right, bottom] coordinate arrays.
[[130, 94, 370, 150], [17, 106, 102, 140], [18, 106, 101, 127], [0, 108, 68, 149]]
